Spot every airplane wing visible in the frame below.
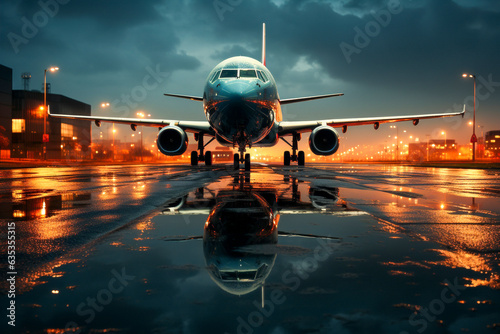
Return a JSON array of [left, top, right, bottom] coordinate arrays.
[[280, 93, 344, 105], [278, 105, 466, 135], [48, 109, 212, 134], [164, 93, 203, 102]]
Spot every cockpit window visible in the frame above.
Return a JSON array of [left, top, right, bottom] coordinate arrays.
[[218, 69, 266, 80], [259, 70, 269, 82], [257, 71, 265, 82], [220, 270, 258, 281], [209, 70, 221, 83], [239, 69, 257, 78], [220, 69, 238, 78]]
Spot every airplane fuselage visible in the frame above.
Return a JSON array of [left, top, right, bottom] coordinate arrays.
[[203, 56, 282, 148]]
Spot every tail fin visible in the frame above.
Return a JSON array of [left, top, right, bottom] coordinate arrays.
[[261, 23, 266, 67]]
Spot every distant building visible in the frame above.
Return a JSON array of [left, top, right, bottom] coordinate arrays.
[[0, 65, 12, 158], [11, 90, 91, 159], [408, 142, 427, 161], [428, 139, 457, 160], [212, 146, 233, 162], [407, 139, 459, 161], [485, 130, 500, 158]]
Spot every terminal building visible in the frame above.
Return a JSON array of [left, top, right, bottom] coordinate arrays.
[[1, 64, 91, 160]]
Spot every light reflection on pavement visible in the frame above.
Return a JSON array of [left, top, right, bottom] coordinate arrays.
[[0, 163, 499, 333]]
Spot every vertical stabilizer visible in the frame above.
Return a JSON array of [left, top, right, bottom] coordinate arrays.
[[262, 23, 266, 66]]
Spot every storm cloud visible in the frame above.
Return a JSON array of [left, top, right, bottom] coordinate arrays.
[[1, 0, 499, 146]]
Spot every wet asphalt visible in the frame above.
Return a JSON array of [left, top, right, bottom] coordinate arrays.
[[1, 163, 499, 334]]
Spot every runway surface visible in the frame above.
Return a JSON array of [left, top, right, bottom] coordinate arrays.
[[1, 163, 499, 334]]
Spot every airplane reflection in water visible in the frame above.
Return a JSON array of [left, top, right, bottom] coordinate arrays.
[[162, 174, 357, 297]]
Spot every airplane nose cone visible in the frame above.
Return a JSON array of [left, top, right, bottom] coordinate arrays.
[[208, 78, 272, 144], [221, 80, 259, 101]]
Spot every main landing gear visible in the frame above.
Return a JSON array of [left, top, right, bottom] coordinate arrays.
[[190, 133, 215, 166], [282, 132, 305, 166]]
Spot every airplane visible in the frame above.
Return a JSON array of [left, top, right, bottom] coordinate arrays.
[[49, 23, 465, 170], [162, 174, 347, 298]]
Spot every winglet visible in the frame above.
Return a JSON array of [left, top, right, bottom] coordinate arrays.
[[47, 105, 51, 116], [462, 104, 466, 118], [262, 23, 266, 67]]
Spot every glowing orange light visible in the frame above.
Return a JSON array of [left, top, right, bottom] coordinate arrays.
[[41, 200, 47, 217]]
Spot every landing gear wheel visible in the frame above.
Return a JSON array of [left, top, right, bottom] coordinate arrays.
[[191, 151, 198, 166], [205, 151, 212, 166], [244, 153, 251, 171], [298, 151, 305, 166], [284, 151, 291, 166], [233, 153, 240, 170]]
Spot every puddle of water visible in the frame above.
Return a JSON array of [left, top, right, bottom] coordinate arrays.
[[9, 168, 500, 334]]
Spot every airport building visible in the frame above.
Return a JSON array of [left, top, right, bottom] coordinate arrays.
[[408, 139, 458, 161], [0, 65, 12, 159], [1, 64, 92, 160], [212, 146, 233, 162], [11, 90, 91, 159], [485, 130, 500, 158]]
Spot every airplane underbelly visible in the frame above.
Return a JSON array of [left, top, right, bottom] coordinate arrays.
[[209, 100, 274, 144]]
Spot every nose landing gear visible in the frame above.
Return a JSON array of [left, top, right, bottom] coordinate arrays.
[[233, 132, 252, 171], [233, 153, 251, 171]]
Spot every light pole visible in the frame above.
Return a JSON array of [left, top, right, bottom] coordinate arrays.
[[426, 134, 430, 161], [441, 131, 447, 160], [43, 66, 59, 159], [478, 125, 484, 158], [462, 73, 477, 161], [136, 112, 151, 162], [390, 125, 399, 161], [100, 102, 110, 159], [112, 125, 116, 161]]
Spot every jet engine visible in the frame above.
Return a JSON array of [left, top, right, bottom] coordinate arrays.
[[157, 125, 188, 155], [309, 125, 339, 155]]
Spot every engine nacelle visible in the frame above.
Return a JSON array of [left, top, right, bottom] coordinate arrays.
[[309, 126, 339, 156], [157, 126, 188, 156]]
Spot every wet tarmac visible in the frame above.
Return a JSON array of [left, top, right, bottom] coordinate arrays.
[[1, 163, 499, 334]]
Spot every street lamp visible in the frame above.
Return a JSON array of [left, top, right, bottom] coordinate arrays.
[[390, 125, 399, 161], [462, 73, 477, 161], [441, 131, 447, 160], [99, 102, 111, 160], [43, 66, 59, 159], [112, 125, 116, 161], [136, 111, 151, 162]]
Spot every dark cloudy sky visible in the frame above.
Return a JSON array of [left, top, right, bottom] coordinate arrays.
[[1, 0, 499, 148]]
